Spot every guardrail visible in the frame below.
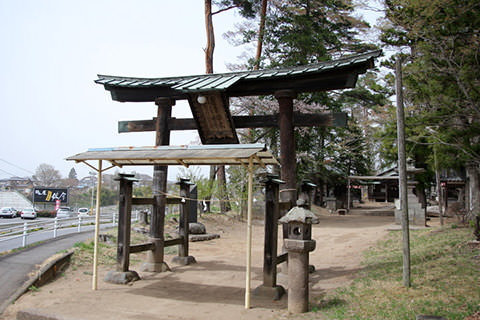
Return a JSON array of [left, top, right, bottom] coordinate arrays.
[[0, 211, 138, 249]]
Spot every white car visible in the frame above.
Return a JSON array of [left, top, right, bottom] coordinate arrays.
[[0, 207, 17, 218], [56, 207, 75, 218], [77, 207, 90, 216], [20, 208, 37, 219]]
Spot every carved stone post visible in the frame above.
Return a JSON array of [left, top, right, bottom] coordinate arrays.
[[172, 178, 196, 265], [142, 97, 174, 272]]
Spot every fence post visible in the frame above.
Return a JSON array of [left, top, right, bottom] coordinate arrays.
[[22, 222, 27, 247], [78, 215, 82, 233], [112, 212, 116, 227], [54, 217, 58, 238]]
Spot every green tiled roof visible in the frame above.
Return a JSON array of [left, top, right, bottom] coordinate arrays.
[[95, 50, 381, 102]]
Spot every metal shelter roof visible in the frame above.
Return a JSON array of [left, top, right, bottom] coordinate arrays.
[[66, 144, 279, 168], [96, 50, 382, 102]]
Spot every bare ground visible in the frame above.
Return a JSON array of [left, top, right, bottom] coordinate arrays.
[[2, 205, 396, 320]]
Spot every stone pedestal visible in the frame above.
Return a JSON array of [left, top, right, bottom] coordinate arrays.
[[284, 239, 316, 313], [395, 185, 425, 226], [324, 197, 337, 213], [395, 160, 426, 226]]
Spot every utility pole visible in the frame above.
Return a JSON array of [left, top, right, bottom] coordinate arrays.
[[396, 56, 411, 288]]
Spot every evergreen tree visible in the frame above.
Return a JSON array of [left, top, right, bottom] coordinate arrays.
[[227, 0, 381, 198], [68, 168, 77, 180]]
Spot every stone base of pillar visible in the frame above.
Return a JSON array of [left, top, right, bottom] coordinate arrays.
[[171, 255, 196, 266], [104, 270, 140, 284], [141, 261, 170, 272], [253, 285, 285, 300]]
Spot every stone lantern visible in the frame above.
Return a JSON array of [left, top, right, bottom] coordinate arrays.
[[279, 206, 319, 313]]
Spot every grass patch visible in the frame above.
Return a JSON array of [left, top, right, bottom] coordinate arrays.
[[70, 225, 178, 268], [313, 227, 480, 319]]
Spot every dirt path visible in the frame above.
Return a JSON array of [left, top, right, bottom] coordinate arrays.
[[2, 209, 394, 320]]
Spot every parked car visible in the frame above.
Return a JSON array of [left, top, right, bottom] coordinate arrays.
[[56, 207, 75, 218], [0, 207, 17, 218], [20, 208, 37, 219], [77, 207, 90, 216]]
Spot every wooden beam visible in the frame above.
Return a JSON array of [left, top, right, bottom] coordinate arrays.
[[164, 238, 183, 247], [132, 197, 155, 205], [118, 112, 347, 133], [276, 253, 288, 264], [132, 197, 182, 205], [129, 242, 155, 253]]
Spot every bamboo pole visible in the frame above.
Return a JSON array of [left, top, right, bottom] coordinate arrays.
[[245, 156, 254, 309], [92, 160, 103, 290]]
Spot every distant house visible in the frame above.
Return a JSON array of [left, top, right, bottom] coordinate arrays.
[[0, 177, 34, 194]]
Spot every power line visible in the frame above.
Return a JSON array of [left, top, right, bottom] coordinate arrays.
[[0, 168, 18, 177], [0, 158, 35, 175]]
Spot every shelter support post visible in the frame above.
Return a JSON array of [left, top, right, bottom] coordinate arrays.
[[254, 175, 285, 300], [92, 160, 103, 290], [143, 97, 174, 272], [172, 178, 196, 265], [245, 156, 254, 309]]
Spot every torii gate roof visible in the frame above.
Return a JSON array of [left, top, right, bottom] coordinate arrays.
[[95, 50, 381, 102]]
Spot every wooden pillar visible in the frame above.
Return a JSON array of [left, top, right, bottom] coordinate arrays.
[[385, 182, 389, 203], [172, 178, 196, 265], [142, 97, 174, 272], [275, 90, 297, 206], [115, 173, 137, 272], [347, 178, 351, 211]]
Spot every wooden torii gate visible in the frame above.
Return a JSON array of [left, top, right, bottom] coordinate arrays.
[[97, 50, 380, 205], [95, 50, 381, 279]]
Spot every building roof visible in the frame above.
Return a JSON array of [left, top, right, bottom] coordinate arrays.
[[96, 50, 382, 102], [66, 144, 279, 168]]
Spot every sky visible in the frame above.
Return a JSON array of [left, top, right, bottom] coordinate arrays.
[[0, 1, 383, 182], [0, 1, 249, 181]]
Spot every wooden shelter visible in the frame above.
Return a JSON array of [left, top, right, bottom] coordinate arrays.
[[67, 144, 279, 307]]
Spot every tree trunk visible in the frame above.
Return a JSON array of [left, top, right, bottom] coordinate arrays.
[[217, 166, 231, 214], [204, 0, 214, 74], [205, 165, 216, 213], [253, 0, 267, 70], [204, 0, 218, 213], [467, 163, 480, 219]]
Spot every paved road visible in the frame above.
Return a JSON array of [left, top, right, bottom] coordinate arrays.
[[0, 229, 103, 314], [0, 221, 110, 253]]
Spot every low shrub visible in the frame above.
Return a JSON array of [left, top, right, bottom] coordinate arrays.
[[37, 210, 56, 218]]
